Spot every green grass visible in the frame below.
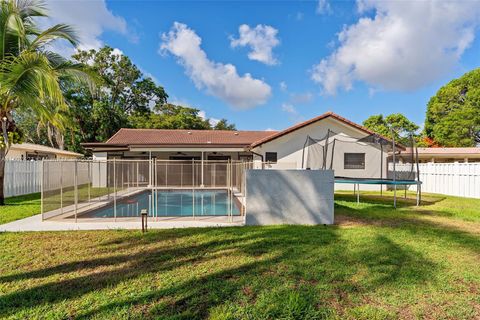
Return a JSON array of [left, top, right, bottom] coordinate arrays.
[[1, 186, 111, 224], [0, 193, 41, 224], [0, 192, 479, 319], [43, 185, 112, 213]]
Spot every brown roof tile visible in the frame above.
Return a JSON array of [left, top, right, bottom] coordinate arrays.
[[105, 128, 277, 147]]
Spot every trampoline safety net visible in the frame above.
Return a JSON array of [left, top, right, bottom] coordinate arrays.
[[302, 130, 419, 182]]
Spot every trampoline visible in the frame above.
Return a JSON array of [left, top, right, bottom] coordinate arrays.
[[302, 129, 422, 208]]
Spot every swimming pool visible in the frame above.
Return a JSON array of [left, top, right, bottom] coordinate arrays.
[[84, 190, 240, 218]]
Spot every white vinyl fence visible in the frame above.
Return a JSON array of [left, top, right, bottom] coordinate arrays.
[[397, 162, 480, 199], [4, 160, 42, 197]]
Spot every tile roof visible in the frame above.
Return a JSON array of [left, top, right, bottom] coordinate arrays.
[[104, 128, 277, 147], [9, 143, 83, 157]]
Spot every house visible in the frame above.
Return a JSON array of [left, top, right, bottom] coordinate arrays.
[[399, 147, 480, 163], [82, 129, 275, 162], [82, 112, 400, 190], [6, 143, 83, 160]]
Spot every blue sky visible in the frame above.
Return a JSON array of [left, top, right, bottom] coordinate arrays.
[[47, 0, 480, 131]]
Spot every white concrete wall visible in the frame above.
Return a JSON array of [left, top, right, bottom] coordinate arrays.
[[251, 117, 389, 191], [246, 169, 334, 225], [92, 152, 107, 187]]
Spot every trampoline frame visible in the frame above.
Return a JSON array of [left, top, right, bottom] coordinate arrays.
[[335, 177, 422, 208], [302, 128, 422, 209]]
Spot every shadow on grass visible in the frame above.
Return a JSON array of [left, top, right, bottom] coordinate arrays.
[[334, 200, 480, 255], [0, 224, 441, 319], [4, 193, 41, 206], [334, 191, 446, 208]]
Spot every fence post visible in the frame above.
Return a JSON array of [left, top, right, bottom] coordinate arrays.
[[60, 161, 63, 215], [88, 161, 91, 202], [192, 159, 195, 219], [113, 159, 117, 221], [74, 160, 78, 223], [41, 160, 44, 221]]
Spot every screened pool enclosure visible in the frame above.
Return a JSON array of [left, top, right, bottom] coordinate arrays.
[[41, 160, 250, 222]]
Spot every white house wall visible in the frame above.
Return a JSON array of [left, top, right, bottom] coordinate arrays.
[[251, 117, 390, 191]]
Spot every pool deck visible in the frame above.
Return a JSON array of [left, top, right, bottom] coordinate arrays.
[[0, 214, 245, 232]]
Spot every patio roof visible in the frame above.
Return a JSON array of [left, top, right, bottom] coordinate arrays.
[[401, 147, 480, 157]]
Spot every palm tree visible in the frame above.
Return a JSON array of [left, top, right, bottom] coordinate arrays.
[[0, 0, 91, 205]]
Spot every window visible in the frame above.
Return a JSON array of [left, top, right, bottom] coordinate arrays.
[[265, 152, 277, 163], [344, 153, 365, 169]]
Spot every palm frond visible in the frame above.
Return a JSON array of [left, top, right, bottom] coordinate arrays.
[[30, 23, 78, 50], [0, 50, 65, 111], [16, 0, 47, 19]]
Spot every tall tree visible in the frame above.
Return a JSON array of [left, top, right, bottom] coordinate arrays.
[[129, 103, 211, 130], [363, 113, 419, 145], [213, 119, 236, 130], [38, 46, 170, 151], [0, 0, 91, 205], [425, 68, 480, 147]]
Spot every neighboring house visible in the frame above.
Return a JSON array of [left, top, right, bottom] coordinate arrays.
[[399, 148, 480, 163], [6, 143, 83, 160], [82, 112, 399, 182]]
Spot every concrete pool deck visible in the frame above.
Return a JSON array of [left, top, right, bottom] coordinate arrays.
[[0, 214, 245, 232]]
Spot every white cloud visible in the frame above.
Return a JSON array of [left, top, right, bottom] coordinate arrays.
[[316, 0, 332, 15], [281, 103, 297, 115], [312, 0, 480, 95], [279, 81, 288, 92], [230, 24, 280, 65], [160, 22, 271, 109], [198, 110, 220, 127], [44, 0, 131, 55], [290, 92, 314, 104], [265, 128, 277, 131]]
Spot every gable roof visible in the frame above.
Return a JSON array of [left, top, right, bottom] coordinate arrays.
[[101, 128, 277, 147], [250, 111, 404, 149], [9, 143, 83, 157]]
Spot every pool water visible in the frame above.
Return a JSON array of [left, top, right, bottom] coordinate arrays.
[[87, 190, 240, 218]]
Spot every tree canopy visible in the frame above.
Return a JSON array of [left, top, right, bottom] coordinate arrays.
[[17, 46, 237, 152], [0, 0, 92, 204], [425, 68, 480, 147], [363, 113, 419, 146]]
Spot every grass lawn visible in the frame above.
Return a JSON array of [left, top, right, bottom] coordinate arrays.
[[0, 192, 479, 319], [0, 186, 111, 224], [0, 193, 41, 224]]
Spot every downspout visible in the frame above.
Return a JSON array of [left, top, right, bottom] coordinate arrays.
[[249, 149, 264, 169]]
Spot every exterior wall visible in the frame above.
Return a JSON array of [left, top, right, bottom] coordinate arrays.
[[92, 152, 108, 187], [246, 169, 334, 225], [98, 151, 252, 161], [5, 149, 26, 159], [251, 117, 389, 190]]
